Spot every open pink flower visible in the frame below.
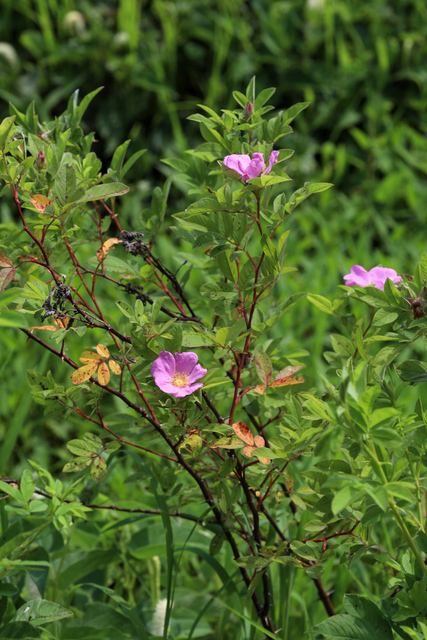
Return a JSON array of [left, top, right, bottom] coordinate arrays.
[[343, 265, 402, 290], [150, 351, 207, 398], [223, 151, 279, 182]]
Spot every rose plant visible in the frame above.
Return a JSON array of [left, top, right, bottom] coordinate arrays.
[[0, 79, 427, 639]]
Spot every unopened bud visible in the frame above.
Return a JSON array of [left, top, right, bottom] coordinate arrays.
[[36, 151, 46, 170], [244, 102, 253, 119]]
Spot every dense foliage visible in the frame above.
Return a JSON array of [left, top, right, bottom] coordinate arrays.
[[1, 1, 427, 639]]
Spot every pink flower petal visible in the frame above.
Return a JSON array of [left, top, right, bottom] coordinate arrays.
[[187, 364, 208, 384], [262, 150, 279, 176], [174, 351, 198, 375], [223, 154, 251, 175], [150, 351, 176, 383]]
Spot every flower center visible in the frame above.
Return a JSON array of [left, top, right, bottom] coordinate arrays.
[[171, 372, 189, 388]]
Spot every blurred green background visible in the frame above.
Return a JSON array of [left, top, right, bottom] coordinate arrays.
[[1, 1, 427, 637]]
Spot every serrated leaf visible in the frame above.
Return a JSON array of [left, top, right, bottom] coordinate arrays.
[[71, 363, 98, 384], [97, 361, 110, 386], [232, 422, 254, 446]]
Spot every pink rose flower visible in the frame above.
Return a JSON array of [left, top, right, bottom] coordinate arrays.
[[223, 151, 279, 182], [150, 351, 207, 398], [343, 265, 402, 290]]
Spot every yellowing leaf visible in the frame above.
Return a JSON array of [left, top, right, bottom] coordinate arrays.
[[242, 445, 255, 458], [232, 421, 254, 446], [97, 361, 110, 386], [71, 363, 98, 384], [79, 350, 102, 364], [30, 194, 52, 213], [254, 435, 265, 448], [275, 365, 304, 379], [258, 456, 271, 466], [28, 325, 57, 332], [96, 344, 110, 358], [108, 360, 122, 375], [96, 237, 120, 261], [54, 314, 71, 329], [269, 375, 304, 388]]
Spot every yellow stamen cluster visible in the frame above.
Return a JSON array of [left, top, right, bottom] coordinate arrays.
[[171, 372, 189, 388]]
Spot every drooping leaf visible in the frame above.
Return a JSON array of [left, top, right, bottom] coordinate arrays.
[[96, 237, 120, 261], [232, 422, 254, 446]]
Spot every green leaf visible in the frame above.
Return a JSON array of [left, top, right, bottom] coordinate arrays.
[[90, 456, 107, 483], [395, 360, 427, 384], [67, 439, 98, 457], [63, 457, 92, 473], [20, 470, 35, 503], [209, 532, 225, 557], [370, 427, 403, 449], [307, 294, 334, 314], [0, 116, 16, 148], [12, 599, 73, 627], [73, 182, 130, 205], [332, 486, 363, 515], [53, 164, 84, 207], [311, 613, 393, 639], [254, 351, 273, 386]]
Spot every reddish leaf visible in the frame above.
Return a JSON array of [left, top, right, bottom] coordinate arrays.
[[96, 344, 110, 358], [269, 375, 304, 388], [232, 422, 254, 446], [254, 435, 265, 448], [254, 352, 273, 386], [0, 267, 16, 294], [97, 361, 110, 386], [253, 384, 267, 395], [108, 359, 122, 375], [96, 237, 120, 261], [79, 351, 102, 364], [30, 194, 52, 212], [71, 363, 98, 384], [0, 250, 13, 268], [275, 365, 304, 380]]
